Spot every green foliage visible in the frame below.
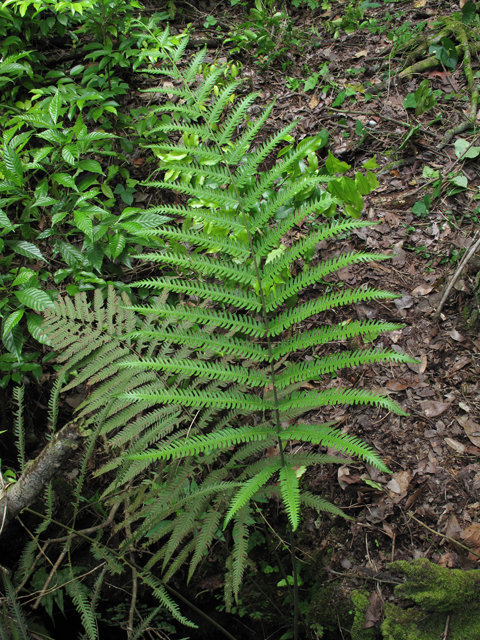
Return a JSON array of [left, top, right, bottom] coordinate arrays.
[[37, 31, 415, 634]]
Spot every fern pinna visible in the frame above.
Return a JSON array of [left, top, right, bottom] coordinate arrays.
[[43, 29, 415, 621]]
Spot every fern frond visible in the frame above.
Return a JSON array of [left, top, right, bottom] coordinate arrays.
[[147, 122, 215, 141], [217, 92, 259, 144], [140, 572, 196, 627], [271, 321, 404, 358], [261, 221, 378, 287], [163, 539, 196, 583], [275, 349, 417, 388], [222, 98, 276, 153], [279, 465, 301, 531], [135, 252, 257, 286], [65, 576, 97, 640], [183, 45, 207, 81], [134, 226, 250, 258], [264, 252, 391, 309], [231, 505, 251, 599], [188, 508, 222, 582], [269, 288, 398, 336], [280, 387, 406, 418], [121, 386, 268, 411], [208, 80, 243, 125], [132, 278, 262, 311], [2, 570, 30, 640], [12, 385, 25, 472], [122, 303, 265, 337], [137, 203, 245, 231], [126, 328, 268, 362], [128, 426, 274, 461], [283, 421, 391, 471], [300, 491, 348, 519], [224, 463, 281, 527]]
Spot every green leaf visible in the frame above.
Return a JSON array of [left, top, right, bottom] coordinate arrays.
[[3, 309, 24, 336], [74, 210, 93, 239], [15, 288, 54, 311], [304, 73, 319, 93], [403, 92, 417, 109], [8, 240, 46, 262], [62, 145, 77, 165], [449, 174, 468, 188], [363, 155, 378, 169], [3, 145, 23, 186], [462, 1, 477, 24], [52, 173, 77, 190], [49, 90, 61, 124], [109, 232, 126, 260], [78, 159, 104, 174], [2, 324, 24, 357], [454, 138, 480, 159], [56, 240, 86, 268], [84, 241, 104, 271], [27, 312, 51, 345], [0, 209, 14, 230], [422, 166, 440, 179], [325, 151, 350, 174], [12, 268, 35, 286], [332, 90, 346, 107], [429, 38, 458, 71]]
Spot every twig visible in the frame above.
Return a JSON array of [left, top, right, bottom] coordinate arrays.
[[442, 615, 450, 640], [32, 548, 67, 609], [407, 511, 480, 559], [432, 228, 480, 319]]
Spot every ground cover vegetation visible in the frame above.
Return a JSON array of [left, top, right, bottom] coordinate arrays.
[[1, 0, 480, 639]]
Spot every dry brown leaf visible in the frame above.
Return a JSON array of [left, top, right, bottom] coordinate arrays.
[[393, 470, 411, 493], [411, 284, 433, 296], [450, 357, 471, 374], [383, 521, 395, 539], [309, 95, 319, 110], [438, 552, 458, 568], [460, 523, 480, 550], [414, 0, 426, 6], [386, 379, 410, 391], [449, 328, 465, 342], [338, 465, 361, 489], [457, 415, 480, 447], [420, 400, 451, 417], [394, 294, 413, 310], [385, 211, 399, 227], [408, 354, 427, 375], [445, 513, 462, 540], [362, 592, 383, 629], [445, 438, 466, 454], [355, 50, 368, 58]]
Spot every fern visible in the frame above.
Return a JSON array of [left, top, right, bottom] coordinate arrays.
[[38, 26, 414, 633]]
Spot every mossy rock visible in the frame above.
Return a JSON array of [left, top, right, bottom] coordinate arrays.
[[350, 591, 375, 640], [381, 559, 480, 640], [306, 579, 354, 634]]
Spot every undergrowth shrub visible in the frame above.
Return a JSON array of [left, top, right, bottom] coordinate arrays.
[[11, 26, 416, 639]]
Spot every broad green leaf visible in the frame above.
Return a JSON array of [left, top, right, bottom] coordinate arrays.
[[74, 210, 93, 239], [27, 312, 51, 345], [62, 145, 77, 165], [49, 90, 61, 124], [78, 159, 103, 174], [56, 240, 86, 268], [332, 90, 346, 107], [8, 240, 46, 262], [403, 92, 417, 109], [15, 288, 54, 311], [3, 309, 24, 336], [12, 268, 35, 286], [84, 241, 104, 271], [363, 155, 378, 169], [449, 174, 468, 188], [52, 173, 77, 190], [365, 170, 379, 190], [3, 145, 23, 186], [422, 166, 440, 179], [0, 209, 14, 230], [354, 172, 371, 196], [109, 232, 126, 260], [462, 0, 477, 24], [454, 138, 480, 159], [325, 151, 350, 175], [2, 324, 24, 357], [304, 73, 319, 93]]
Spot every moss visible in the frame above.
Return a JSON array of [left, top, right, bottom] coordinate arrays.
[[381, 559, 480, 640], [350, 591, 375, 640], [306, 578, 354, 634]]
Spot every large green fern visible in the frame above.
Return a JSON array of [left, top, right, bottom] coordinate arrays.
[[40, 26, 416, 635]]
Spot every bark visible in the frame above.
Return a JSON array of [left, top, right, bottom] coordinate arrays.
[[0, 420, 85, 532]]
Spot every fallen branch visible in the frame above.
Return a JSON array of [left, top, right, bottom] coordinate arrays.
[[0, 419, 85, 534]]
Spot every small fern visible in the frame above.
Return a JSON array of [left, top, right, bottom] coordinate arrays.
[[38, 26, 416, 636]]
